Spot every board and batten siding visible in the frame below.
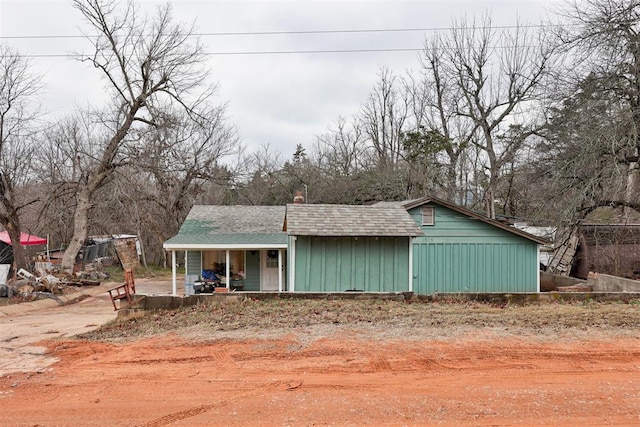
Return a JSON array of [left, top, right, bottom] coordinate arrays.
[[408, 204, 539, 294], [292, 236, 410, 292]]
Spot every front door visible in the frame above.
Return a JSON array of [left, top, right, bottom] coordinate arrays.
[[260, 250, 280, 291]]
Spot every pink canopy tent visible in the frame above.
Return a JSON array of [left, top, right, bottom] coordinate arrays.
[[0, 231, 47, 246]]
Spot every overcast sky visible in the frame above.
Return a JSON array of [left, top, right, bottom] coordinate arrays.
[[0, 0, 563, 158]]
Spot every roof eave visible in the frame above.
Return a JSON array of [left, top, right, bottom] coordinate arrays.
[[287, 232, 422, 237], [163, 243, 288, 250], [402, 196, 550, 245]]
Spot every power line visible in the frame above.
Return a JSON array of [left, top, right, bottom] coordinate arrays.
[[0, 23, 567, 40], [12, 44, 550, 59], [19, 48, 422, 58]]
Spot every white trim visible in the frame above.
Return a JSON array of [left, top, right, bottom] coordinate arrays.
[[536, 244, 541, 293], [408, 237, 413, 292], [225, 250, 230, 289], [289, 236, 296, 292], [171, 250, 177, 296], [278, 249, 283, 292], [163, 243, 287, 250]]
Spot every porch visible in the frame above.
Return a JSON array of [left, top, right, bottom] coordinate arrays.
[[167, 246, 287, 296]]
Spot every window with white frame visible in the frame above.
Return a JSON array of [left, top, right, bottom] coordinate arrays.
[[266, 250, 279, 268], [421, 207, 435, 226]]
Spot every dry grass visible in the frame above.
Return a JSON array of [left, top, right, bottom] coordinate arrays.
[[78, 298, 640, 343]]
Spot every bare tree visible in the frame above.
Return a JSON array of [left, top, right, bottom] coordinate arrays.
[[131, 104, 239, 264], [59, 0, 214, 272], [0, 45, 42, 271], [314, 116, 368, 177], [360, 67, 409, 171], [409, 35, 480, 203], [423, 15, 554, 218]]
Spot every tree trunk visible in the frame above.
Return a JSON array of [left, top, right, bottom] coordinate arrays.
[[6, 220, 25, 274], [485, 188, 495, 219], [60, 189, 92, 273]]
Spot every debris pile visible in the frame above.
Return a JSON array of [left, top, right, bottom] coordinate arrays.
[[0, 263, 107, 300]]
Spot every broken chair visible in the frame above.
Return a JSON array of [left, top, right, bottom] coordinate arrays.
[[107, 269, 136, 310]]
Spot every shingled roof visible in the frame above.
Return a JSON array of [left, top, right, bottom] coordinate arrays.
[[284, 204, 423, 237], [164, 205, 287, 249]]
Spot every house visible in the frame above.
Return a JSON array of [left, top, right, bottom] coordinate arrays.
[[284, 204, 423, 292], [380, 197, 548, 293], [164, 198, 547, 295], [163, 205, 287, 294]]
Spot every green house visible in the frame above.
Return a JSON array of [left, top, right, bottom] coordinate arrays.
[[163, 205, 287, 294], [164, 199, 546, 295], [284, 204, 423, 292], [385, 197, 548, 294]]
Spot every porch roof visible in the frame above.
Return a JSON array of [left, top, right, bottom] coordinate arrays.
[[164, 205, 287, 250]]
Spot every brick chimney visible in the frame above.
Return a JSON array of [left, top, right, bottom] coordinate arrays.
[[293, 190, 304, 204]]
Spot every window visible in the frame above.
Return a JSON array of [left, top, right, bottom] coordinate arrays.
[[266, 250, 279, 268], [421, 207, 435, 226]]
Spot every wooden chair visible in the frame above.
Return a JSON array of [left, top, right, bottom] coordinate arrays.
[[107, 269, 136, 310]]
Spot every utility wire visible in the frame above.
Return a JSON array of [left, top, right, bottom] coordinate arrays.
[[20, 48, 424, 58], [14, 44, 550, 59], [0, 23, 568, 40]]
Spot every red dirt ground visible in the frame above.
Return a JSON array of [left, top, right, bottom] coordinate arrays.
[[1, 332, 639, 426]]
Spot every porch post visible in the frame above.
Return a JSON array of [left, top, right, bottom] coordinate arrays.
[[171, 250, 177, 296], [536, 244, 541, 293], [225, 249, 230, 289], [408, 237, 413, 293], [289, 236, 296, 292], [278, 249, 283, 292]]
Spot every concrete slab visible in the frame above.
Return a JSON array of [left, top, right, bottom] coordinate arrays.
[[589, 273, 640, 292]]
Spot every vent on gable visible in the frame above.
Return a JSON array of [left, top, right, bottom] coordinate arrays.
[[421, 207, 435, 226]]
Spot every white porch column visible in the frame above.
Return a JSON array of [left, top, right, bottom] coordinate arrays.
[[289, 236, 296, 292], [171, 250, 177, 296], [408, 237, 413, 293], [225, 249, 230, 289], [536, 244, 541, 293], [278, 249, 283, 292]]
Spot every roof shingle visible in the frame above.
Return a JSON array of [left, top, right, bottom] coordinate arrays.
[[164, 205, 287, 248], [285, 204, 423, 237]]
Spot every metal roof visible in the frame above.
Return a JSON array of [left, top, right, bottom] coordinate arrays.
[[163, 205, 287, 249], [284, 204, 424, 237]]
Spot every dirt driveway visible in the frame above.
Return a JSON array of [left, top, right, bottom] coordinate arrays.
[[0, 285, 116, 376], [0, 278, 179, 376]]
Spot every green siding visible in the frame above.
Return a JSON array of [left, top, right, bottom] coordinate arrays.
[[244, 250, 261, 291], [413, 242, 537, 293], [186, 250, 202, 278], [293, 236, 410, 292], [408, 204, 539, 293]]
